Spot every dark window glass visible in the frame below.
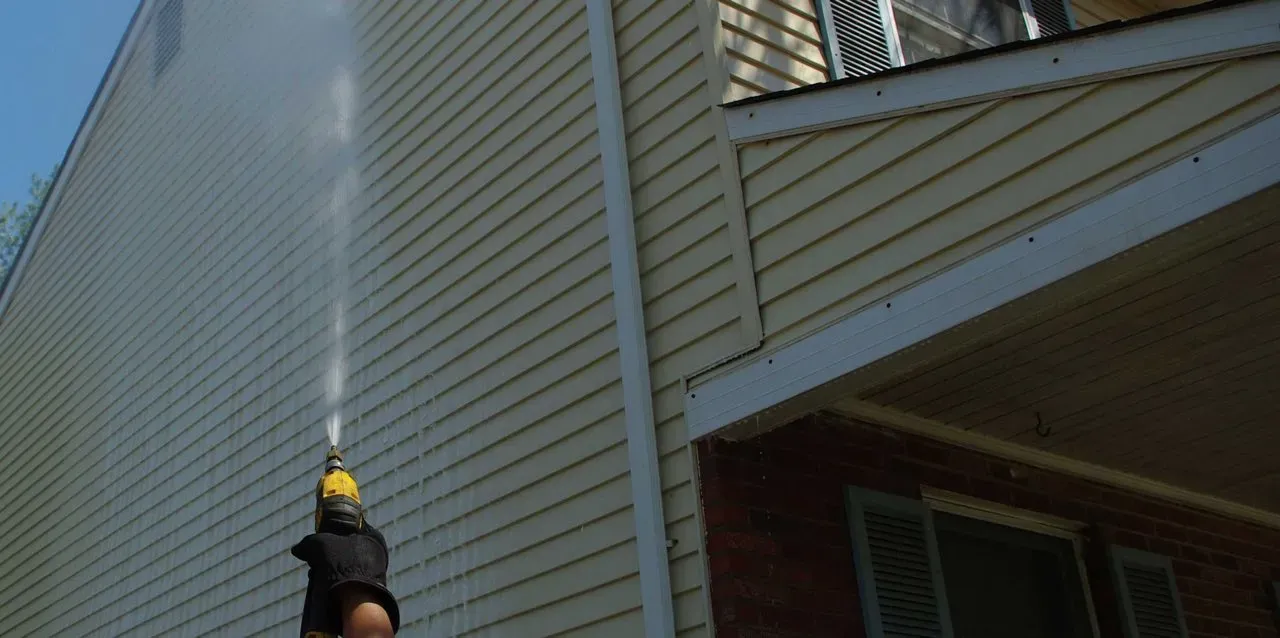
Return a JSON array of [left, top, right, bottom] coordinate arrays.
[[933, 512, 1094, 638]]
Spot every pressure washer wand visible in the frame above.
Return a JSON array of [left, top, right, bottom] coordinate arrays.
[[314, 445, 364, 534]]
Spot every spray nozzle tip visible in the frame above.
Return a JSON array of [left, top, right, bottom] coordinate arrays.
[[325, 445, 345, 472]]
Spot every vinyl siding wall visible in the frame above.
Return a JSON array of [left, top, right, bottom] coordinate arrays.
[[717, 0, 830, 101], [0, 0, 692, 635], [618, 0, 765, 633], [735, 53, 1280, 351]]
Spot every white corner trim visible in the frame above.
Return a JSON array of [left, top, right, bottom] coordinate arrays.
[[585, 2, 677, 637], [686, 111, 1280, 441], [725, 0, 1280, 143], [841, 399, 1280, 530], [692, 0, 765, 349], [0, 0, 155, 320]]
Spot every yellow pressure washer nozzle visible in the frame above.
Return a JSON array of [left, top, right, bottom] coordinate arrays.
[[314, 445, 364, 534]]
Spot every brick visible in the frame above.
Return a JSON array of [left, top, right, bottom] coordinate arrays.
[[1234, 573, 1263, 592], [1148, 537, 1182, 558], [1155, 521, 1189, 542], [1200, 566, 1240, 586], [1212, 552, 1240, 571], [1183, 545, 1213, 565], [695, 413, 1280, 638], [705, 504, 751, 529], [967, 477, 1013, 504], [905, 439, 951, 466], [722, 531, 779, 555], [1111, 529, 1149, 550], [1232, 625, 1262, 638], [734, 579, 793, 606]]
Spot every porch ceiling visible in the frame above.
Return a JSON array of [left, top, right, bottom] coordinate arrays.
[[854, 184, 1280, 512]]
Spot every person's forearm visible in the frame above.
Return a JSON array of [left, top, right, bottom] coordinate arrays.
[[339, 586, 395, 638]]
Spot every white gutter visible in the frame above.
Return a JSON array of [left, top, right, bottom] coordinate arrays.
[[585, 1, 677, 637], [0, 0, 154, 320]]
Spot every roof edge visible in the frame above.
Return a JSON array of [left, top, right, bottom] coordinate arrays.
[[0, 0, 154, 321]]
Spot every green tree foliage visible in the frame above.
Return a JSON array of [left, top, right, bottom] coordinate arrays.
[[0, 164, 59, 283]]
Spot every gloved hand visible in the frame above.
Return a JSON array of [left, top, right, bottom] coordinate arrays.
[[292, 523, 401, 635]]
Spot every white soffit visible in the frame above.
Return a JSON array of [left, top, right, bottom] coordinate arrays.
[[686, 111, 1280, 440], [724, 0, 1280, 143]]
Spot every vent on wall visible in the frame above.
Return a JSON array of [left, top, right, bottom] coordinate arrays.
[[817, 0, 1075, 79], [153, 0, 183, 80]]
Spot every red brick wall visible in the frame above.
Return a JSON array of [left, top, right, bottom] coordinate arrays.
[[696, 412, 1280, 638]]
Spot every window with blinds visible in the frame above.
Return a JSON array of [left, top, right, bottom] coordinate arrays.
[[817, 0, 1075, 78], [846, 487, 1191, 638]]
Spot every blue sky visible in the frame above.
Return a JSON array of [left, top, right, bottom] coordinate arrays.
[[1, 1, 138, 206]]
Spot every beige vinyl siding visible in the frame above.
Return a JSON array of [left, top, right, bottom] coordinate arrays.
[[718, 0, 830, 101], [737, 53, 1280, 352], [616, 0, 775, 633], [0, 1, 672, 637]]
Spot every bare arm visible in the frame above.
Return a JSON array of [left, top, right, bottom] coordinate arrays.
[[339, 586, 395, 638]]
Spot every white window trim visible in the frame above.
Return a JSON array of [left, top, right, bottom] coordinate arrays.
[[921, 487, 1104, 638], [921, 486, 1086, 539], [727, 0, 1280, 144]]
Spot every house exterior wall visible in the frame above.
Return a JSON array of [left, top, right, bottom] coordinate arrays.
[[0, 0, 749, 634], [617, 0, 771, 633], [696, 412, 1280, 637], [734, 53, 1280, 351], [715, 0, 831, 101]]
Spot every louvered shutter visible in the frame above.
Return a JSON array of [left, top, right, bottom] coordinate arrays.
[[1109, 547, 1189, 638], [1029, 0, 1075, 37], [820, 0, 896, 78], [845, 487, 954, 638]]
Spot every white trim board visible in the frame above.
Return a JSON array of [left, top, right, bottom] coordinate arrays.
[[724, 0, 1280, 143], [585, 1, 677, 636], [0, 0, 155, 320], [685, 111, 1280, 441], [843, 399, 1280, 530]]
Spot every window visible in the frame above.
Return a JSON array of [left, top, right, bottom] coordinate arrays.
[[153, 0, 183, 80], [818, 0, 1075, 78], [845, 487, 1189, 638], [933, 512, 1094, 637]]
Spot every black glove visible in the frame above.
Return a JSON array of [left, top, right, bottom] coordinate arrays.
[[292, 523, 401, 635]]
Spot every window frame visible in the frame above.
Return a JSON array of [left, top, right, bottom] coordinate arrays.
[[815, 0, 1077, 78], [919, 487, 1104, 638]]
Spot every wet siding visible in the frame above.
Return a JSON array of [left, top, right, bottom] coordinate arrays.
[[0, 0, 665, 635]]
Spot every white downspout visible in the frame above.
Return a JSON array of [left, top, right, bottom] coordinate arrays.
[[585, 1, 678, 636]]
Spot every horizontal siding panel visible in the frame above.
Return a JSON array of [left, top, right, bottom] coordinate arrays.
[[743, 54, 1280, 350], [719, 0, 829, 101], [0, 0, 652, 635], [619, 0, 751, 632]]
